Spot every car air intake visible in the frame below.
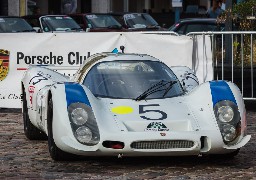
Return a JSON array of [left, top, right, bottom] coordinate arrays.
[[130, 140, 194, 149]]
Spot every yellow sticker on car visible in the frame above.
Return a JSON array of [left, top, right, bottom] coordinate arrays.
[[111, 106, 133, 114]]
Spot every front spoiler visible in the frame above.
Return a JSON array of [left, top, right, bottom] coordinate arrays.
[[223, 135, 251, 150], [57, 131, 248, 156]]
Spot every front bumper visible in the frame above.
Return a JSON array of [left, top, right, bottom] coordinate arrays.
[[55, 130, 249, 157]]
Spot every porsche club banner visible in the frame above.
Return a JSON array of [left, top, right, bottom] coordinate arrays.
[[0, 32, 212, 108]]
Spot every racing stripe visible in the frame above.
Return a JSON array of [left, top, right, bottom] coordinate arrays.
[[209, 80, 237, 106], [64, 82, 91, 107]]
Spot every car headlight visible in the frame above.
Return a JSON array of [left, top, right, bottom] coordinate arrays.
[[71, 108, 88, 125], [222, 124, 237, 142], [214, 100, 241, 145], [68, 103, 100, 145], [217, 106, 234, 123], [75, 126, 93, 143]]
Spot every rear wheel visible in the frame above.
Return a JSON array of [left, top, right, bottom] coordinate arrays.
[[47, 96, 74, 161], [22, 87, 47, 140]]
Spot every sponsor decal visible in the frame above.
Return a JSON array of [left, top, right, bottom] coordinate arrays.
[[28, 85, 35, 105], [145, 122, 169, 132], [29, 71, 51, 85], [0, 49, 10, 81], [160, 132, 166, 136], [111, 106, 134, 115]]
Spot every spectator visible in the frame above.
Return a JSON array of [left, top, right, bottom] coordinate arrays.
[[221, 0, 226, 10], [61, 0, 77, 14], [33, 6, 41, 15], [207, 0, 224, 18]]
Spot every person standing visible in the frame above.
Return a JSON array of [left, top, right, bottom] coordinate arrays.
[[207, 0, 224, 18], [61, 0, 77, 14]]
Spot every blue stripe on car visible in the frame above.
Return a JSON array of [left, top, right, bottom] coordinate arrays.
[[210, 80, 237, 106], [65, 82, 91, 107]]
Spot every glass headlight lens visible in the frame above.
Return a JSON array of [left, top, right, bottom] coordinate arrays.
[[222, 124, 237, 142], [75, 126, 92, 143], [218, 106, 234, 123], [71, 108, 88, 125]]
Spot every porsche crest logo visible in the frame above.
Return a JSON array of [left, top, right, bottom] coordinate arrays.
[[0, 49, 10, 81]]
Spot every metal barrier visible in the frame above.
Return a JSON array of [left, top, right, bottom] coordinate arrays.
[[187, 31, 256, 100]]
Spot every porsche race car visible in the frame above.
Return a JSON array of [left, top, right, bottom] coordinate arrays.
[[21, 52, 251, 161]]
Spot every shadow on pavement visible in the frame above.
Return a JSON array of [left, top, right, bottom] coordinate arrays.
[[245, 100, 256, 112]]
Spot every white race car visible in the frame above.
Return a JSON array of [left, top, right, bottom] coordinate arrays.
[[21, 52, 251, 161]]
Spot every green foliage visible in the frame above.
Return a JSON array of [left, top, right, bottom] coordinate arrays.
[[218, 0, 256, 30], [232, 0, 256, 30], [215, 0, 256, 67]]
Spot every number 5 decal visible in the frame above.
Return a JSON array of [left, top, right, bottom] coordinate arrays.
[[139, 104, 167, 120]]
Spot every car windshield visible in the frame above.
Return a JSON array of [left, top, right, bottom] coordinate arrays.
[[85, 14, 122, 28], [0, 17, 34, 33], [124, 13, 159, 29], [83, 60, 184, 99], [40, 16, 81, 32]]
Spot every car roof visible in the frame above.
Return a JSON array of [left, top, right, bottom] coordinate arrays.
[[109, 12, 150, 16], [0, 16, 25, 18], [177, 18, 218, 23], [23, 15, 72, 18], [87, 52, 159, 63], [69, 13, 114, 16], [75, 52, 160, 81]]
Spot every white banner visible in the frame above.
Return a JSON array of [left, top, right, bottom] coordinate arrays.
[[0, 32, 205, 108], [192, 35, 213, 84]]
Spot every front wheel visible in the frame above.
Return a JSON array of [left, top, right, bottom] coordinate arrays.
[[22, 87, 47, 140], [47, 96, 74, 161]]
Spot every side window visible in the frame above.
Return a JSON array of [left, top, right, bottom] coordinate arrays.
[[185, 24, 202, 34], [177, 24, 186, 35]]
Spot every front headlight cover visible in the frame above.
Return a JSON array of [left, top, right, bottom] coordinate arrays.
[[71, 107, 89, 125], [75, 126, 93, 143], [68, 103, 100, 146], [217, 105, 234, 123], [221, 124, 237, 142], [214, 100, 241, 145]]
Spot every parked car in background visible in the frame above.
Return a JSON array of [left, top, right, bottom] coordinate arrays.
[[69, 13, 124, 32], [169, 18, 224, 35], [110, 12, 165, 31], [22, 15, 83, 33], [0, 16, 35, 33]]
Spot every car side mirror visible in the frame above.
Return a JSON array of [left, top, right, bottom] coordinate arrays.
[[171, 66, 199, 92], [33, 27, 42, 33]]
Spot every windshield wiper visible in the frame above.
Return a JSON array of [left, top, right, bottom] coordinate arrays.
[[16, 29, 36, 32], [146, 24, 159, 29], [134, 80, 177, 101]]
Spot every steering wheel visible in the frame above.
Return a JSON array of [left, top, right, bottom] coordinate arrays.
[[97, 78, 125, 90]]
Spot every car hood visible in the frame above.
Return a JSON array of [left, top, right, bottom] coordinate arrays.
[[92, 97, 199, 133]]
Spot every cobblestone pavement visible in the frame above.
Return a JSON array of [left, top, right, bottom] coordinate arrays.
[[0, 105, 255, 180]]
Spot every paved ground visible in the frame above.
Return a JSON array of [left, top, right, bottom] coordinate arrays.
[[0, 102, 255, 180]]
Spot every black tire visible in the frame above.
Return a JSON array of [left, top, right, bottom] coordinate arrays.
[[224, 149, 240, 158], [47, 97, 74, 161], [22, 87, 47, 140]]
